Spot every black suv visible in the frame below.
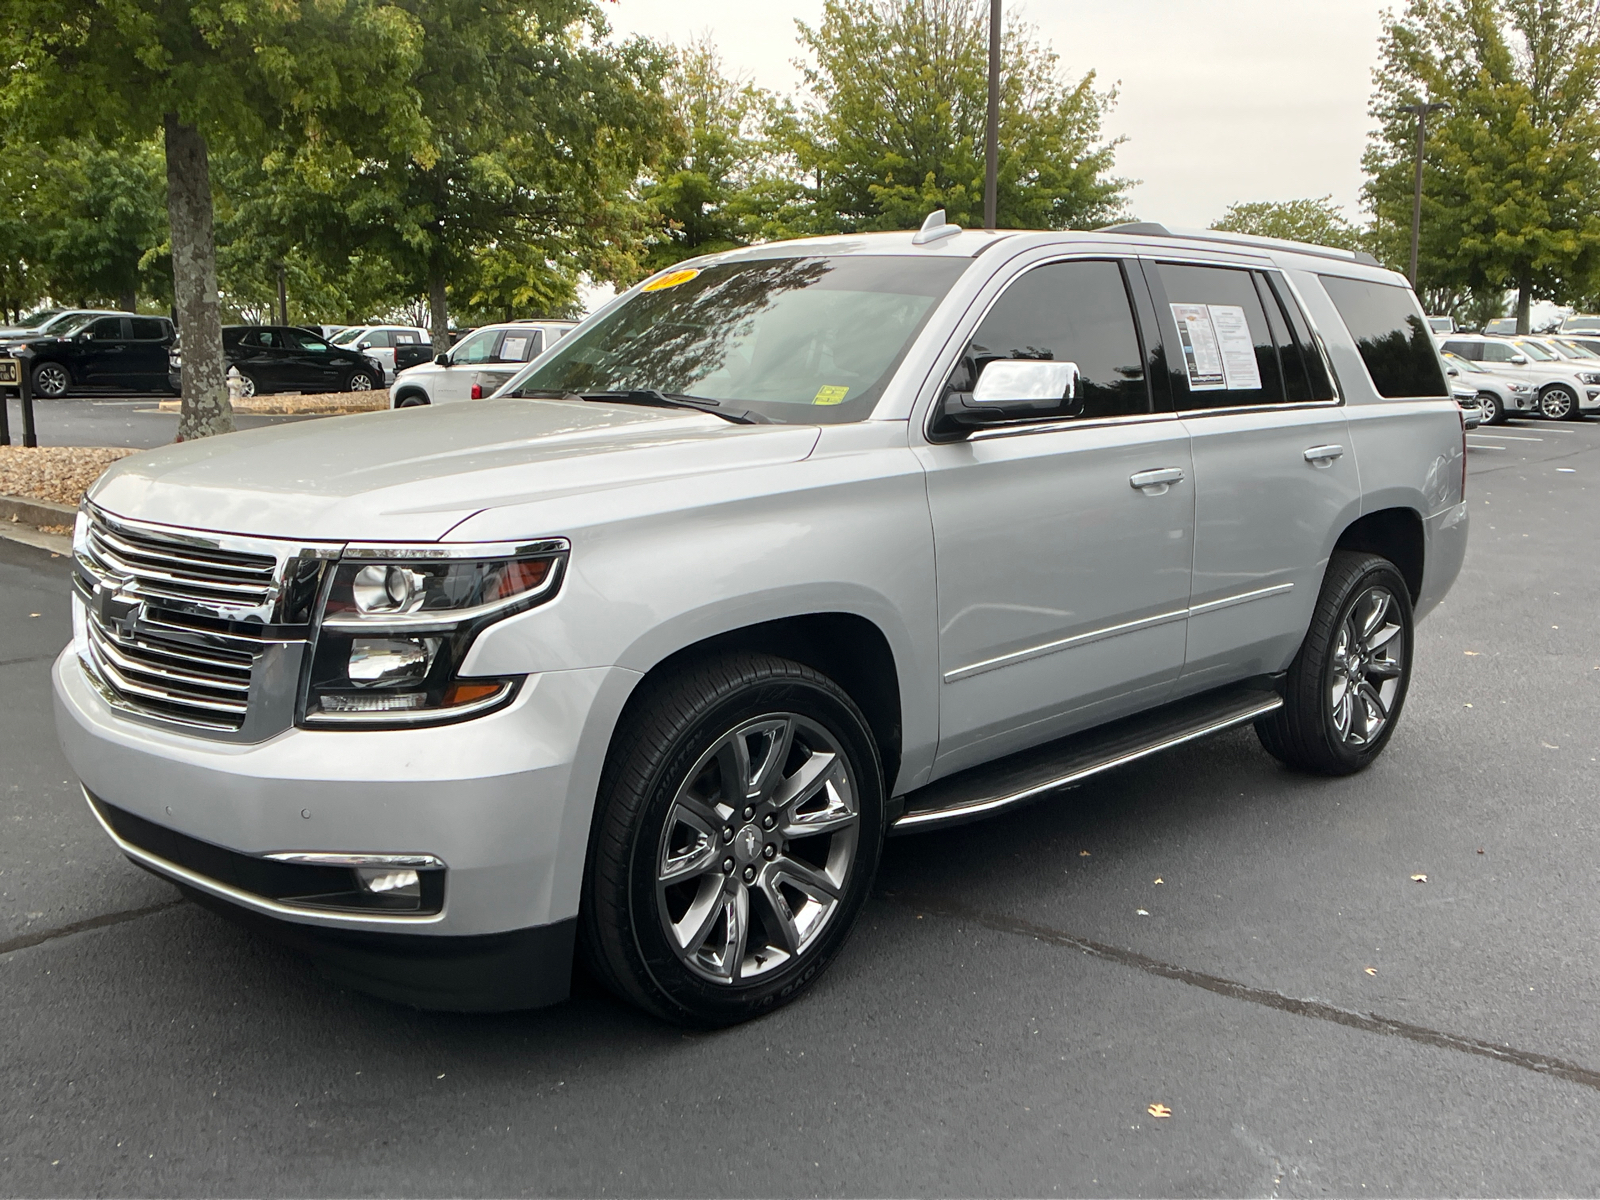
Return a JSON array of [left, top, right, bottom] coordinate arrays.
[[171, 326, 384, 396], [2, 313, 175, 397]]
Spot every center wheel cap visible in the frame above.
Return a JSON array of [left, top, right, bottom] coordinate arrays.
[[732, 823, 763, 865]]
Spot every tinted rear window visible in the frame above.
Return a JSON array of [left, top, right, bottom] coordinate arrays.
[[1319, 275, 1448, 398]]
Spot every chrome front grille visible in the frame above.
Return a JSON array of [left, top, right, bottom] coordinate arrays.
[[84, 612, 254, 728], [82, 515, 279, 613], [73, 505, 338, 739]]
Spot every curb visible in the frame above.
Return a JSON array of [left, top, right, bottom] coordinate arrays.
[[0, 493, 75, 555]]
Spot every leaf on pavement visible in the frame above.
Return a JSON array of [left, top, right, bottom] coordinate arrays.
[[1079, 850, 1091, 857], [1364, 967, 1377, 976], [1147, 1103, 1171, 1118], [1464, 650, 1480, 656], [1411, 873, 1428, 883]]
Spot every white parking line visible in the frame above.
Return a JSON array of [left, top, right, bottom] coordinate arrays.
[[1475, 433, 1544, 442], [1468, 443, 1508, 450]]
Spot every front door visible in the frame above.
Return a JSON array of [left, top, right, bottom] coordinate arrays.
[[1144, 261, 1361, 690], [437, 328, 503, 402], [77, 316, 131, 388], [918, 258, 1195, 776]]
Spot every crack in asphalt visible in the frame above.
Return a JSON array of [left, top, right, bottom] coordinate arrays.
[[0, 899, 184, 957], [893, 893, 1600, 1094]]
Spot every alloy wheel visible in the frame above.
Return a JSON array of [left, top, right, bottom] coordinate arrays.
[[1328, 585, 1406, 747], [655, 713, 859, 985], [1476, 392, 1500, 425], [33, 363, 69, 397], [1540, 386, 1575, 420], [347, 372, 375, 392], [236, 373, 257, 399]]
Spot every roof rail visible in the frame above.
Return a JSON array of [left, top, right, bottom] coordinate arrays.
[[1097, 221, 1381, 267]]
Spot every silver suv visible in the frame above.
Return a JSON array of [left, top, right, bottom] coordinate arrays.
[[53, 219, 1468, 1025]]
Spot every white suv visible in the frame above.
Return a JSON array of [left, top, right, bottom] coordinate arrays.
[[54, 220, 1468, 1025], [390, 321, 576, 407], [1438, 334, 1600, 420], [330, 325, 428, 384]]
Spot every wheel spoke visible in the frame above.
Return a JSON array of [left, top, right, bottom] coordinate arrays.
[[659, 801, 720, 885], [722, 885, 750, 982], [769, 853, 843, 903], [1331, 685, 1353, 738], [671, 877, 728, 955], [1356, 680, 1388, 740], [1366, 656, 1402, 679], [755, 875, 804, 954], [1360, 591, 1391, 639]]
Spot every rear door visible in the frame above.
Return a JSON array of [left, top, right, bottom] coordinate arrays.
[[918, 257, 1195, 775], [125, 318, 170, 389], [1144, 260, 1359, 691], [283, 328, 340, 390]]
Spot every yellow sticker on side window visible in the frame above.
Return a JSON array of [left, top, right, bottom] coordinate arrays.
[[641, 267, 701, 292], [813, 385, 850, 405]]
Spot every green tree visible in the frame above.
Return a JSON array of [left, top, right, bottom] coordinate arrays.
[[1364, 0, 1600, 332], [1211, 196, 1364, 252], [275, 0, 672, 351], [792, 0, 1129, 232], [640, 40, 794, 270], [0, 1, 429, 436]]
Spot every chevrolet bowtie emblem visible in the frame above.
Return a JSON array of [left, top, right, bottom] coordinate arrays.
[[93, 578, 142, 633]]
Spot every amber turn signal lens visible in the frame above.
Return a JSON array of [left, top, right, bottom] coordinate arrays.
[[443, 681, 504, 707]]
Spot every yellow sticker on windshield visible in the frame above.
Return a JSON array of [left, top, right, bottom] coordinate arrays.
[[813, 385, 850, 405], [642, 267, 701, 292]]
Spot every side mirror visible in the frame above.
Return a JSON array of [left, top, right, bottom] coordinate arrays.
[[356, 341, 372, 351], [1510, 353, 1529, 364], [1445, 366, 1460, 376], [434, 353, 450, 367], [933, 359, 1081, 437]]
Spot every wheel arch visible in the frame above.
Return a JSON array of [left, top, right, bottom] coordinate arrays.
[[391, 386, 430, 408], [1333, 507, 1424, 603], [611, 611, 904, 795]]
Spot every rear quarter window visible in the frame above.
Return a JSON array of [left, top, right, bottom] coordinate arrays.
[[1319, 275, 1448, 398]]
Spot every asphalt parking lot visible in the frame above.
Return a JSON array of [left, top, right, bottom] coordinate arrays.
[[3, 414, 1599, 1196], [3, 393, 315, 449]]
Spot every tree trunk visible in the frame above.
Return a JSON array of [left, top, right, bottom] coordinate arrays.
[[118, 286, 137, 313], [1515, 267, 1533, 334], [429, 264, 450, 354], [163, 113, 234, 440]]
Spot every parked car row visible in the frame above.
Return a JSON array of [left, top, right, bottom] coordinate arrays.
[[1436, 331, 1600, 422]]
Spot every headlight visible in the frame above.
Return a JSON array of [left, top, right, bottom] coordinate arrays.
[[300, 539, 567, 727], [1507, 382, 1532, 393], [1580, 372, 1600, 385]]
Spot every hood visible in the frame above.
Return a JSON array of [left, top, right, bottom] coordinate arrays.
[[89, 398, 822, 542]]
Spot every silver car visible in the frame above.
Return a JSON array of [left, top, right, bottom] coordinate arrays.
[[54, 219, 1467, 1025], [1441, 352, 1537, 424]]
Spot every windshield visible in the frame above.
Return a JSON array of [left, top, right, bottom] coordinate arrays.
[[1556, 338, 1600, 358], [1563, 317, 1600, 333], [16, 308, 65, 330], [501, 255, 970, 423], [1515, 340, 1556, 360], [51, 313, 99, 337], [1444, 352, 1485, 374], [332, 328, 367, 345]]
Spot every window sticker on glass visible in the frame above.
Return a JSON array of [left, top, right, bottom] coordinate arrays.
[[501, 336, 530, 361], [1206, 305, 1262, 390], [813, 385, 850, 405], [1171, 303, 1226, 390], [641, 267, 701, 293]]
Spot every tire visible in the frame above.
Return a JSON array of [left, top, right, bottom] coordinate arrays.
[[235, 372, 258, 399], [1256, 551, 1414, 776], [346, 370, 377, 392], [1476, 391, 1503, 425], [1539, 384, 1577, 421], [31, 361, 70, 398], [393, 390, 429, 408], [581, 652, 885, 1027]]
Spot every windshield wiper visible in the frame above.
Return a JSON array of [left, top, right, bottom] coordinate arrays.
[[577, 389, 763, 424]]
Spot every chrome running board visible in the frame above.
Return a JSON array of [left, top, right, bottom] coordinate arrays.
[[890, 679, 1282, 835]]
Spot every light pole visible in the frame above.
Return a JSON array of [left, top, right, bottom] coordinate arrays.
[[1398, 100, 1447, 286], [275, 261, 288, 327], [984, 0, 1000, 230]]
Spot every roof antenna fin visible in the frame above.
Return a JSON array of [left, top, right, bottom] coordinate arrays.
[[912, 208, 962, 246]]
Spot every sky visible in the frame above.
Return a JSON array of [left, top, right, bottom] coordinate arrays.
[[599, 0, 1392, 230]]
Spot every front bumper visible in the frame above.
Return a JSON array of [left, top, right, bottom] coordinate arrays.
[[53, 646, 628, 1003]]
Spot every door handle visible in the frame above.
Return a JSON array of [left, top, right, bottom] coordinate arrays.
[[1129, 467, 1184, 495], [1304, 444, 1344, 465]]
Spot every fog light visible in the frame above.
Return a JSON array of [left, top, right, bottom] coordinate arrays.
[[355, 867, 420, 896], [347, 637, 435, 686]]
